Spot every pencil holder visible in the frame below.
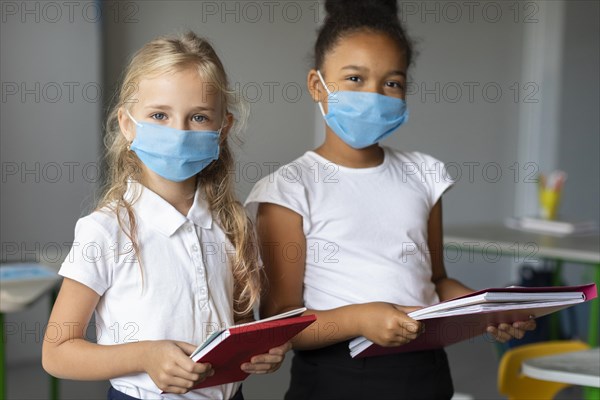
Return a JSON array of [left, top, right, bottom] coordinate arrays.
[[539, 188, 561, 220]]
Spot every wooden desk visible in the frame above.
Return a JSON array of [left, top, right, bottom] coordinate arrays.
[[444, 224, 600, 346], [522, 348, 600, 388]]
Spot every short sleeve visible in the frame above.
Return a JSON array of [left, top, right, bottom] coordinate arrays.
[[244, 168, 311, 233], [59, 216, 114, 295], [414, 152, 455, 208]]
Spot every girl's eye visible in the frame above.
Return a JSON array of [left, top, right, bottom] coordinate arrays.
[[193, 115, 207, 123], [386, 81, 405, 90], [151, 113, 167, 121], [347, 76, 362, 83]]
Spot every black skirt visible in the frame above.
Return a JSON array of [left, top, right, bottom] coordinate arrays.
[[285, 342, 454, 400]]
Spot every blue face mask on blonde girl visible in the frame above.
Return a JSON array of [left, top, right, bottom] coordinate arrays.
[[121, 67, 226, 182], [126, 109, 221, 182]]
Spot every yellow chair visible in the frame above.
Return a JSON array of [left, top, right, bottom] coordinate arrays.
[[498, 340, 590, 400]]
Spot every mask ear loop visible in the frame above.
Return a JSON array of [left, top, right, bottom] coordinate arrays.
[[316, 70, 333, 117], [217, 114, 229, 141], [126, 109, 142, 127], [125, 109, 142, 150]]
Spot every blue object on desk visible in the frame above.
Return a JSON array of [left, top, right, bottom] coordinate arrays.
[[0, 264, 57, 281]]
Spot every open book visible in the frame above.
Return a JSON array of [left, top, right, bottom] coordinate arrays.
[[349, 283, 597, 358], [184, 308, 316, 390]]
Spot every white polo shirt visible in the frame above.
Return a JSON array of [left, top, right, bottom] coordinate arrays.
[[59, 181, 239, 399], [245, 147, 454, 310]]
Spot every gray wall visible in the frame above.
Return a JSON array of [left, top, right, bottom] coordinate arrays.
[[1, 2, 102, 365]]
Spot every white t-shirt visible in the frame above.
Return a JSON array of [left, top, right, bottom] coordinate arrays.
[[245, 147, 454, 310], [59, 181, 240, 400]]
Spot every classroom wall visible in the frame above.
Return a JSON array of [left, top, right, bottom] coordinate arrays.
[[1, 1, 598, 399], [1, 3, 102, 364]]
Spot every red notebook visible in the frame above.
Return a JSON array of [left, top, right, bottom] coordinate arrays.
[[350, 283, 597, 358], [185, 309, 316, 390]]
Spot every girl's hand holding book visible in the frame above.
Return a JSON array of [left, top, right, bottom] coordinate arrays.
[[143, 340, 213, 394], [240, 341, 292, 374], [358, 303, 424, 347], [486, 319, 537, 343]]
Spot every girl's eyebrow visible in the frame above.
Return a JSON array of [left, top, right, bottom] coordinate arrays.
[[340, 65, 367, 72], [143, 104, 215, 112], [143, 104, 173, 110], [340, 66, 406, 77], [191, 106, 215, 112], [387, 70, 407, 77]]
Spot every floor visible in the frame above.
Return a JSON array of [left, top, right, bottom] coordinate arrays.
[[6, 336, 584, 399]]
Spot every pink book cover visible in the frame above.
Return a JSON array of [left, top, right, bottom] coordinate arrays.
[[354, 283, 597, 358]]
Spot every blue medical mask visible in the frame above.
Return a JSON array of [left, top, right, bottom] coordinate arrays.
[[127, 110, 220, 182], [317, 70, 409, 149]]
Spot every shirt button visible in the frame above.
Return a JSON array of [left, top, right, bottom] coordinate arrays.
[[192, 244, 199, 252], [187, 226, 193, 233]]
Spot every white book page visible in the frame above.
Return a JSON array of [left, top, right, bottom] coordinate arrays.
[[232, 307, 307, 329]]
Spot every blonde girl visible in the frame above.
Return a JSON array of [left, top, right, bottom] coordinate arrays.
[[42, 31, 289, 400]]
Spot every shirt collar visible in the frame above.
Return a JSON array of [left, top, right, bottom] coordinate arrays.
[[126, 181, 213, 237]]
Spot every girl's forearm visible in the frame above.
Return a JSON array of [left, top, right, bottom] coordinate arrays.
[[43, 339, 150, 380], [289, 305, 365, 351], [434, 277, 474, 302]]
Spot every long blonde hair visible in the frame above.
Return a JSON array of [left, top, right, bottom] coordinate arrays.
[[99, 31, 260, 317]]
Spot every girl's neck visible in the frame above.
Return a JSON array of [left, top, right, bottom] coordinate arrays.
[[141, 170, 197, 216], [314, 129, 385, 168]]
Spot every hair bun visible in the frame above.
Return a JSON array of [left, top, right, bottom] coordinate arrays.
[[324, 0, 398, 19]]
